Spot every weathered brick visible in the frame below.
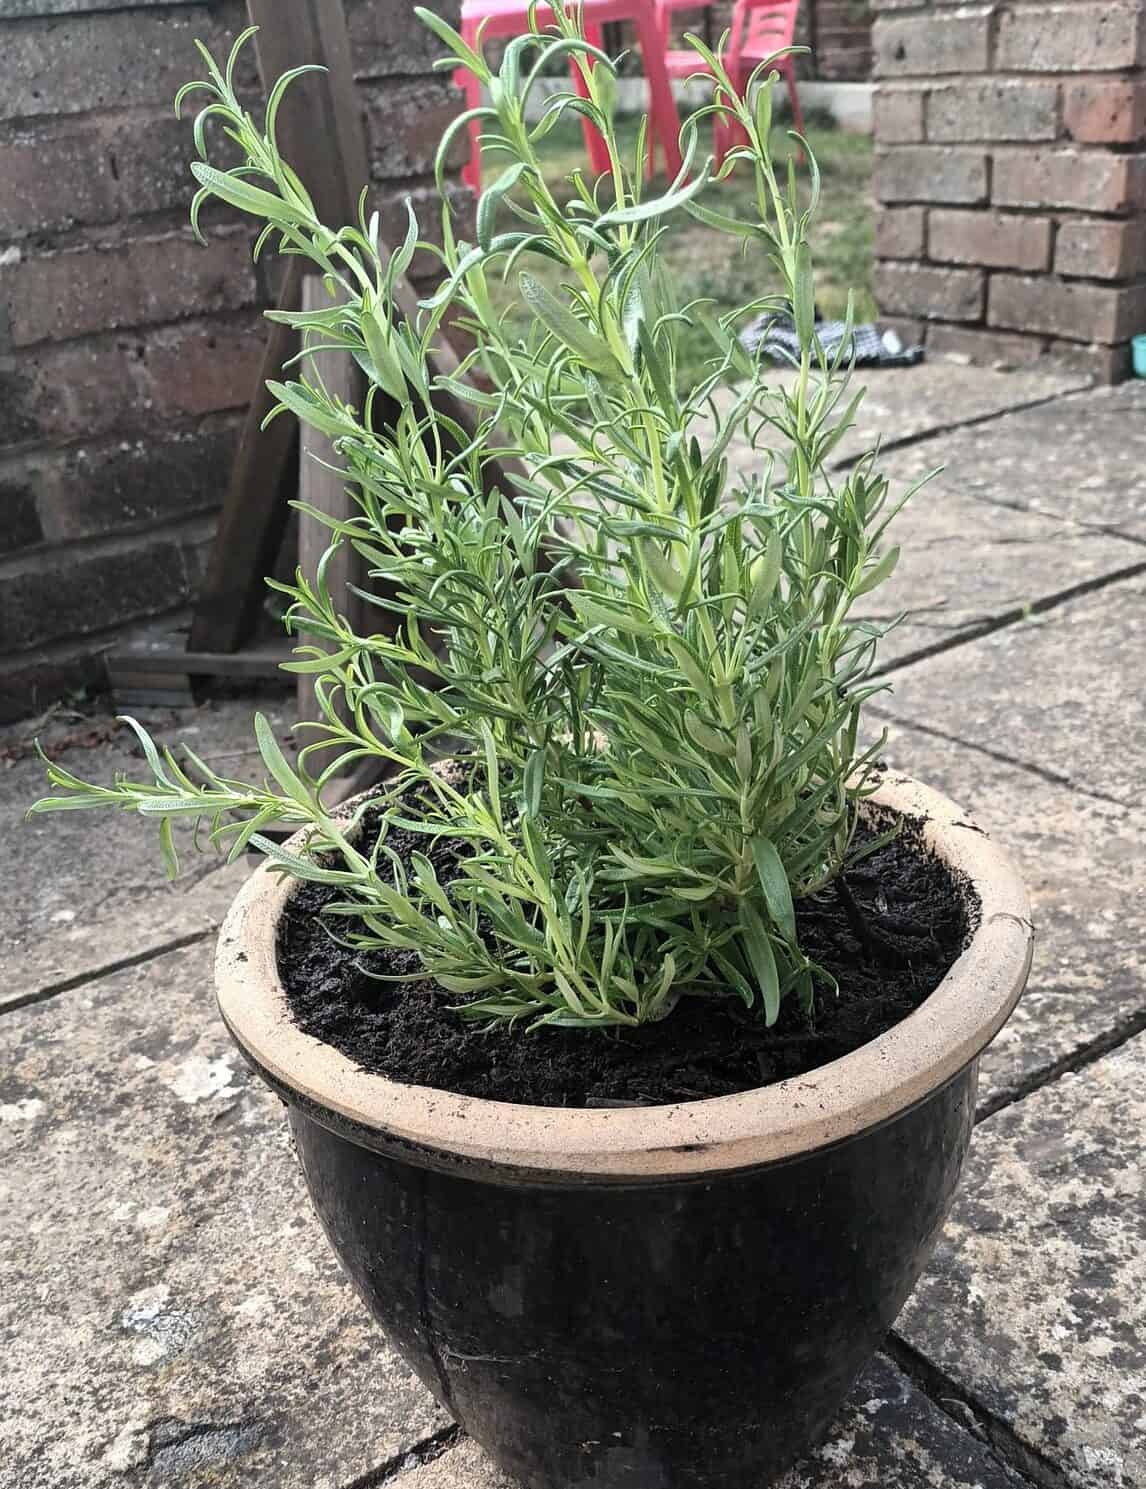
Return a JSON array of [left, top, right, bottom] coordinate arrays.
[[0, 5, 255, 121], [0, 647, 107, 726], [364, 78, 469, 182], [104, 112, 245, 219], [875, 205, 926, 259], [0, 339, 139, 446], [1055, 218, 1146, 280], [929, 208, 1052, 271], [1044, 336, 1132, 383], [0, 127, 115, 238], [4, 2, 188, 15], [874, 8, 992, 79], [1064, 80, 1146, 144], [996, 4, 1145, 73], [376, 181, 474, 281], [347, 0, 462, 79], [135, 315, 264, 419], [32, 424, 239, 542], [873, 87, 924, 143], [0, 471, 43, 554], [993, 150, 1146, 214], [926, 325, 1046, 369], [875, 147, 988, 205], [988, 274, 1146, 343], [0, 231, 258, 347], [926, 81, 1059, 143], [0, 538, 192, 651], [876, 261, 985, 322]]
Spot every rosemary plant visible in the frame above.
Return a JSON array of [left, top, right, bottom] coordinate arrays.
[[31, 8, 915, 1030]]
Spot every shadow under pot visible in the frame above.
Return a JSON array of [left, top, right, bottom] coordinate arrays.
[[216, 772, 1032, 1489]]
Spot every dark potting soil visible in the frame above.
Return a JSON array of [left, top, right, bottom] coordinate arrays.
[[277, 801, 975, 1107]]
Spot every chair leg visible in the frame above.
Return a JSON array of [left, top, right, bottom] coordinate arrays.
[[571, 21, 612, 176], [633, 8, 682, 181], [458, 62, 483, 191]]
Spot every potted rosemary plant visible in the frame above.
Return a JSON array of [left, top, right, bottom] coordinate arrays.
[[31, 12, 1032, 1487]]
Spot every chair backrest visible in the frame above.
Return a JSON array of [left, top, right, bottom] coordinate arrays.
[[729, 0, 801, 63]]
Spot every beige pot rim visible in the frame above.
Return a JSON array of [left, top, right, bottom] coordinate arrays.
[[216, 771, 1032, 1180]]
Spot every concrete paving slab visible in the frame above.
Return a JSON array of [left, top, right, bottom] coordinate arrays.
[[0, 939, 446, 1489], [897, 1035, 1146, 1489], [870, 381, 1146, 541], [720, 360, 1090, 473], [867, 492, 1131, 668], [1, 699, 300, 1002], [395, 1354, 1026, 1489], [871, 713, 1146, 1111], [872, 577, 1146, 805]]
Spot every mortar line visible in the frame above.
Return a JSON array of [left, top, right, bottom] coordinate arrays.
[[883, 1333, 1068, 1489], [957, 491, 1146, 554], [871, 556, 1146, 682], [339, 1423, 464, 1489], [976, 1007, 1146, 1124], [866, 706, 1136, 810]]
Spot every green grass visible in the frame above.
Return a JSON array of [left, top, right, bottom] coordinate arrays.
[[477, 109, 874, 392]]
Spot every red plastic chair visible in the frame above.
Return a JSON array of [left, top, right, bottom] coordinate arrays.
[[456, 0, 683, 189], [660, 0, 805, 166]]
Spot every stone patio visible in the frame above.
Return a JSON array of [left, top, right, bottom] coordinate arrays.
[[2, 364, 1143, 1489]]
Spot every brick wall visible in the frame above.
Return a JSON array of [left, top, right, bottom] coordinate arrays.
[[0, 0, 470, 722], [872, 0, 1146, 380]]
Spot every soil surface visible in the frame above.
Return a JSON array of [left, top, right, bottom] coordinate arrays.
[[278, 802, 974, 1107]]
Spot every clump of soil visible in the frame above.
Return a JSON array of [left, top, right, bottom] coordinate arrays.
[[277, 802, 975, 1107]]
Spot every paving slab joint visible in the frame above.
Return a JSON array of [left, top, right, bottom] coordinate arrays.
[[872, 558, 1146, 684], [0, 924, 217, 1017], [833, 382, 1097, 474], [976, 1005, 1146, 1124], [867, 707, 1135, 811], [883, 1333, 1070, 1489], [340, 1423, 464, 1488]]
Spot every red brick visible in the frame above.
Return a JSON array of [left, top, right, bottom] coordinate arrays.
[[926, 81, 1059, 144], [137, 315, 265, 419], [0, 339, 140, 447], [0, 128, 115, 239], [363, 77, 469, 182], [0, 537, 194, 652], [875, 147, 988, 205], [1044, 337, 1133, 383], [873, 87, 924, 143], [1055, 218, 1146, 280], [11, 425, 239, 546], [929, 209, 1052, 271], [993, 150, 1146, 214], [0, 463, 43, 552], [876, 261, 985, 322], [988, 275, 1146, 343], [377, 181, 474, 282], [996, 4, 1145, 73], [874, 9, 992, 79], [1, 7, 257, 122], [348, 0, 463, 78], [876, 206, 926, 259], [1064, 80, 1146, 144], [926, 325, 1046, 369], [0, 232, 258, 348]]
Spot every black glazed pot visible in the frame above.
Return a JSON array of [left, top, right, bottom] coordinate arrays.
[[284, 1069, 974, 1488], [216, 774, 1032, 1488]]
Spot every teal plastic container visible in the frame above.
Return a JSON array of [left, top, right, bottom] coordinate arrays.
[[1134, 334, 1146, 378]]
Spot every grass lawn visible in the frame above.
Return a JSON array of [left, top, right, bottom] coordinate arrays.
[[476, 109, 875, 392]]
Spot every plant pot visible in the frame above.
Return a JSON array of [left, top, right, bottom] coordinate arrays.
[[216, 772, 1032, 1489]]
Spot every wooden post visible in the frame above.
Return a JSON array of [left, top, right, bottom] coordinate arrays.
[[295, 275, 367, 730]]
